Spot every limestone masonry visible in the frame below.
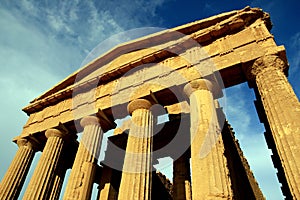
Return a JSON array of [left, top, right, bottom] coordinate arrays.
[[0, 6, 299, 200]]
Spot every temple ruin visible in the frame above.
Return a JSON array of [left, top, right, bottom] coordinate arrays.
[[0, 6, 299, 200]]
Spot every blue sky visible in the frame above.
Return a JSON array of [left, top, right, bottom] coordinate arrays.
[[0, 0, 299, 199]]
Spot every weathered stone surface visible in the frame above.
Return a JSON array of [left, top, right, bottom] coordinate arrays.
[[48, 140, 78, 200], [19, 7, 284, 137], [173, 152, 192, 200], [63, 116, 105, 200], [165, 101, 190, 115], [23, 128, 68, 200], [2, 6, 297, 200], [184, 79, 233, 200], [118, 99, 153, 200], [97, 132, 128, 200], [0, 138, 38, 200], [245, 55, 300, 199], [221, 121, 265, 199], [97, 166, 118, 200]]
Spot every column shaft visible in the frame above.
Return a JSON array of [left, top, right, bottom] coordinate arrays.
[[251, 56, 300, 198], [48, 167, 66, 200], [0, 139, 36, 200], [97, 133, 127, 200], [118, 99, 153, 200], [63, 116, 104, 200], [173, 153, 192, 200], [185, 79, 232, 200], [23, 129, 66, 200], [48, 147, 70, 200], [97, 167, 118, 200]]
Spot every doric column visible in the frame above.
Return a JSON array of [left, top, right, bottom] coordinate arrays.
[[0, 138, 38, 200], [97, 166, 118, 200], [23, 128, 68, 200], [173, 152, 192, 200], [97, 134, 127, 200], [118, 99, 153, 200], [48, 140, 77, 200], [184, 78, 232, 200], [48, 156, 67, 200], [63, 116, 106, 200], [245, 55, 300, 198]]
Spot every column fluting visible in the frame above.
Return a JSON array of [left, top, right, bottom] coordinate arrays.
[[184, 78, 232, 200], [22, 128, 68, 200], [63, 116, 107, 200], [0, 138, 38, 200], [245, 55, 300, 198], [118, 99, 153, 200]]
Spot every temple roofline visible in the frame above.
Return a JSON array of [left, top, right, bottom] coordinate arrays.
[[23, 6, 270, 114]]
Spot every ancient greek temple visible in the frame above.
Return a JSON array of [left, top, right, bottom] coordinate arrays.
[[0, 6, 299, 200]]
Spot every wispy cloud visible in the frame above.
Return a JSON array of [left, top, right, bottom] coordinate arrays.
[[286, 32, 300, 97], [0, 0, 169, 188], [0, 1, 289, 199], [0, 0, 170, 115], [223, 84, 255, 139], [289, 32, 300, 73], [2, 0, 168, 53]]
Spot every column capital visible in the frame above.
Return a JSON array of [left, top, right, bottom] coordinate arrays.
[[16, 137, 39, 151], [183, 78, 213, 97], [80, 116, 100, 128], [127, 99, 152, 115], [245, 55, 288, 81], [45, 128, 67, 139], [81, 115, 116, 133]]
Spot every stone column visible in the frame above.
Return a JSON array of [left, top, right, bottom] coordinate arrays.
[[48, 156, 67, 200], [48, 140, 77, 200], [118, 99, 153, 200], [97, 166, 118, 200], [97, 134, 127, 200], [245, 55, 300, 198], [63, 116, 106, 200], [23, 128, 68, 200], [173, 152, 192, 200], [0, 138, 38, 200], [184, 79, 232, 200]]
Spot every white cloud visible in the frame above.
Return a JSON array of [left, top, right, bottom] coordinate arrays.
[[222, 84, 259, 140], [0, 7, 77, 181], [0, 1, 287, 199], [0, 0, 170, 197], [20, 0, 38, 16]]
